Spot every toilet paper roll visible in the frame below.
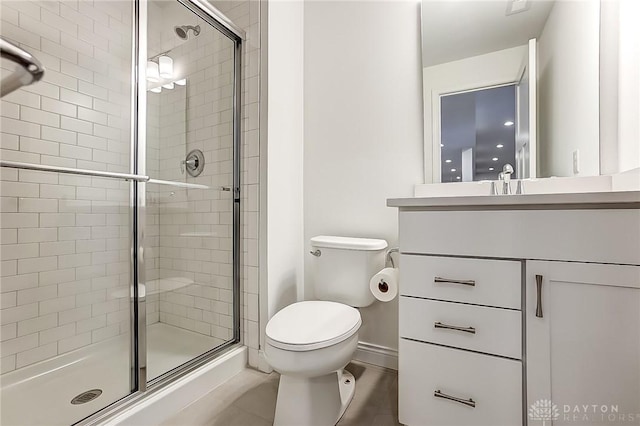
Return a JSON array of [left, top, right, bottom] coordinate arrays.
[[369, 267, 399, 302]]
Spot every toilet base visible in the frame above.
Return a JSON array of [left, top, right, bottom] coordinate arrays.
[[336, 369, 356, 422], [273, 369, 356, 426]]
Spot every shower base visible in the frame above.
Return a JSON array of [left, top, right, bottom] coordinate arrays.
[[1, 323, 226, 426]]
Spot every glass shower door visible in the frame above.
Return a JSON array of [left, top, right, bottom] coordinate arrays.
[[143, 0, 239, 381], [0, 1, 137, 424]]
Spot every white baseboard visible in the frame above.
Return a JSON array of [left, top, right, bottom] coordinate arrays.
[[353, 341, 398, 370]]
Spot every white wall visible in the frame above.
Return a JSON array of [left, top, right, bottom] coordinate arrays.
[[537, 0, 600, 177], [616, 0, 640, 173], [599, 0, 620, 175], [266, 0, 304, 321], [599, 0, 639, 176], [303, 0, 423, 351], [422, 45, 527, 182]]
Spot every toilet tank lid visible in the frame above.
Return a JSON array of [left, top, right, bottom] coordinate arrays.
[[310, 235, 388, 251]]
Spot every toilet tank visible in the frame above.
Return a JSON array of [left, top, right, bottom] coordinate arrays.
[[310, 236, 388, 307]]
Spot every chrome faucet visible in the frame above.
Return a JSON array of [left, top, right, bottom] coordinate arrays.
[[498, 164, 514, 195]]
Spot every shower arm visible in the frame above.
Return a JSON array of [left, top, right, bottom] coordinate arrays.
[[0, 37, 45, 98]]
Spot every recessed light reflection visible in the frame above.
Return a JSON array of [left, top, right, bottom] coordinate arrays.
[[496, 144, 504, 148], [456, 176, 461, 180], [441, 144, 444, 147], [451, 168, 456, 172], [492, 157, 499, 161], [445, 159, 452, 163], [489, 167, 495, 171], [504, 121, 514, 127]]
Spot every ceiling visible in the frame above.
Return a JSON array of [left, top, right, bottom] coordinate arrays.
[[422, 0, 555, 67]]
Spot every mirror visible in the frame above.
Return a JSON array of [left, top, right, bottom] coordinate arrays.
[[421, 0, 640, 183]]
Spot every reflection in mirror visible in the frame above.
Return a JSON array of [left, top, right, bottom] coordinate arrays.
[[420, 0, 630, 183], [440, 85, 516, 182]]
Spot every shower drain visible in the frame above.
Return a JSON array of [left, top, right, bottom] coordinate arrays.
[[71, 389, 102, 405]]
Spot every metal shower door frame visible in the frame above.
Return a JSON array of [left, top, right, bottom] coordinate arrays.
[[133, 0, 245, 392], [78, 0, 244, 423]]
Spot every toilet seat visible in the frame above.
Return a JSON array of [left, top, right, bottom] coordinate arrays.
[[266, 301, 361, 352]]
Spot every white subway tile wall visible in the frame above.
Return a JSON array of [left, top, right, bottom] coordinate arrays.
[[0, 0, 261, 374], [0, 0, 133, 373], [204, 0, 262, 368], [143, 0, 261, 367], [145, 83, 161, 327]]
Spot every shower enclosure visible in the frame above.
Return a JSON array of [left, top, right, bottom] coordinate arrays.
[[0, 0, 243, 424]]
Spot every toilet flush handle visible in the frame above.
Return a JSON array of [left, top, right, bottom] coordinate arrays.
[[310, 249, 321, 257]]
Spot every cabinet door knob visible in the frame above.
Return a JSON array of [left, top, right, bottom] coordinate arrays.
[[535, 274, 544, 318], [434, 321, 476, 334], [434, 390, 476, 408], [434, 277, 476, 287]]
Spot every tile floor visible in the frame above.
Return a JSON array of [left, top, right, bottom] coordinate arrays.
[[162, 361, 401, 426]]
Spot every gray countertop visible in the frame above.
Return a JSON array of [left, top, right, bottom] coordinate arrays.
[[387, 191, 640, 210]]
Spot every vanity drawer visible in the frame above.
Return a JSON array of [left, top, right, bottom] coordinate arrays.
[[399, 339, 522, 426], [400, 297, 521, 359], [400, 254, 521, 309]]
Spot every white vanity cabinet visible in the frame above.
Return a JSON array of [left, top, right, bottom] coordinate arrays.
[[398, 255, 524, 426], [526, 261, 640, 425], [389, 192, 640, 426]]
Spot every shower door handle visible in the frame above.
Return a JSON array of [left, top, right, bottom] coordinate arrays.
[[1, 38, 45, 97]]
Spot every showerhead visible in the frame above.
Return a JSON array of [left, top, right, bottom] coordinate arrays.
[[174, 25, 201, 40]]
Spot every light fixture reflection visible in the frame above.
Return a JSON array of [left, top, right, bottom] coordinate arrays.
[[150, 86, 162, 93], [163, 82, 175, 90], [492, 157, 499, 161], [504, 121, 514, 127], [147, 61, 160, 82], [159, 56, 173, 79], [445, 159, 452, 163], [451, 168, 456, 172], [175, 78, 187, 86], [489, 167, 495, 171], [496, 144, 504, 148]]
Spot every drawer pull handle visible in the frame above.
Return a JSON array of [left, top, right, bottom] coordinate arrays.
[[535, 274, 543, 318], [434, 321, 476, 334], [434, 390, 476, 408], [434, 277, 475, 287]]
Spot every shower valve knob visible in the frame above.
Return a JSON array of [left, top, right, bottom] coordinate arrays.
[[181, 149, 205, 177]]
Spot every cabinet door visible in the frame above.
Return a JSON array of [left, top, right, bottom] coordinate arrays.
[[526, 261, 640, 425]]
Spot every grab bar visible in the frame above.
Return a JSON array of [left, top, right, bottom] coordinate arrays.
[[0, 160, 149, 182], [1, 38, 45, 97]]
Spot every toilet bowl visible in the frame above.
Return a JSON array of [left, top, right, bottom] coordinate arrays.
[[265, 236, 387, 425], [265, 301, 362, 426]]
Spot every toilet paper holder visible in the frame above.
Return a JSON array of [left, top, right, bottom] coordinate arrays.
[[386, 247, 399, 268]]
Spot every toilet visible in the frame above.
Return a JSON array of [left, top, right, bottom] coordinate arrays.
[[265, 236, 388, 426]]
